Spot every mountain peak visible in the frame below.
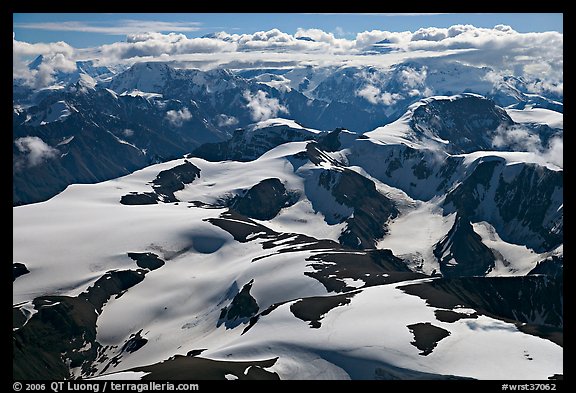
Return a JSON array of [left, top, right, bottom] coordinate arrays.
[[28, 55, 44, 70], [109, 62, 176, 94]]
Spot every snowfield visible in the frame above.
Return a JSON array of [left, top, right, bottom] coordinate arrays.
[[13, 128, 562, 379], [13, 92, 562, 381]]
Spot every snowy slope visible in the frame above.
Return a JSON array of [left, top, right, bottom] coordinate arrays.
[[506, 107, 563, 129], [14, 132, 563, 380], [13, 80, 563, 380]]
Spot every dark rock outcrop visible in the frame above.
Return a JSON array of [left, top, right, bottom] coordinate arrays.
[[230, 178, 297, 220], [407, 322, 451, 355], [410, 95, 514, 153], [218, 280, 259, 328], [13, 263, 30, 282], [433, 214, 496, 277], [120, 192, 158, 205], [401, 275, 563, 329], [290, 293, 355, 328], [132, 355, 280, 380], [13, 269, 147, 379], [128, 252, 165, 270], [152, 160, 201, 202]]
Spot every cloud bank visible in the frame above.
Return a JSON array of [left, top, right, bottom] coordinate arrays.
[[13, 24, 562, 95]]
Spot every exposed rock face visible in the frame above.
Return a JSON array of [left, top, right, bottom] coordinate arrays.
[[230, 178, 298, 220], [131, 355, 280, 380], [316, 127, 346, 152], [192, 125, 317, 162], [120, 160, 201, 205], [305, 249, 424, 293], [13, 263, 30, 282], [333, 170, 398, 249], [13, 269, 147, 379], [152, 160, 201, 202], [302, 142, 399, 249], [120, 192, 158, 205], [433, 214, 496, 278], [529, 256, 563, 279], [219, 280, 259, 328], [444, 158, 563, 253], [410, 95, 514, 153], [401, 275, 563, 329], [290, 293, 355, 328], [407, 322, 451, 356], [127, 252, 165, 270]]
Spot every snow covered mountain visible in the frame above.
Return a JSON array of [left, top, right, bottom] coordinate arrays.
[[13, 47, 563, 382], [14, 92, 562, 380], [13, 58, 563, 206]]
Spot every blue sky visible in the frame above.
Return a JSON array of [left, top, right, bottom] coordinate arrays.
[[13, 13, 563, 48]]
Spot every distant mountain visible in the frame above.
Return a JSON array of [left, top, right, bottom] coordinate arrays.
[[13, 83, 229, 205]]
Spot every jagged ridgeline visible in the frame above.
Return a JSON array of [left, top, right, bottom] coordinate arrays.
[[14, 56, 562, 380], [14, 60, 561, 205]]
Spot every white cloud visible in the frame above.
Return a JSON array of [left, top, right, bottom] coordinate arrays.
[[356, 85, 380, 104], [13, 35, 77, 88], [491, 125, 541, 151], [543, 137, 563, 168], [123, 129, 134, 137], [354, 29, 412, 48], [14, 136, 59, 169], [166, 107, 192, 127], [215, 114, 239, 127], [357, 85, 403, 106], [99, 33, 237, 61], [412, 27, 448, 41], [491, 126, 563, 168], [399, 66, 427, 89], [333, 27, 347, 37], [243, 90, 288, 121], [13, 25, 563, 98], [296, 28, 337, 44]]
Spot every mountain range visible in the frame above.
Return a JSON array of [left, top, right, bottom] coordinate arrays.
[[13, 57, 562, 205], [13, 56, 563, 380]]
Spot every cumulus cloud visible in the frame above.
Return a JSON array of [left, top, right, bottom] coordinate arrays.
[[100, 33, 237, 61], [13, 35, 77, 88], [354, 29, 412, 48], [166, 107, 192, 127], [491, 126, 563, 168], [295, 28, 353, 48], [492, 125, 542, 152], [13, 24, 562, 97], [357, 85, 403, 106], [243, 90, 288, 121], [399, 66, 427, 89], [215, 114, 239, 127], [14, 136, 59, 170], [412, 27, 448, 42], [542, 137, 563, 168]]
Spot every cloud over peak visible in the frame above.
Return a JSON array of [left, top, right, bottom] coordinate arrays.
[[13, 24, 562, 96]]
